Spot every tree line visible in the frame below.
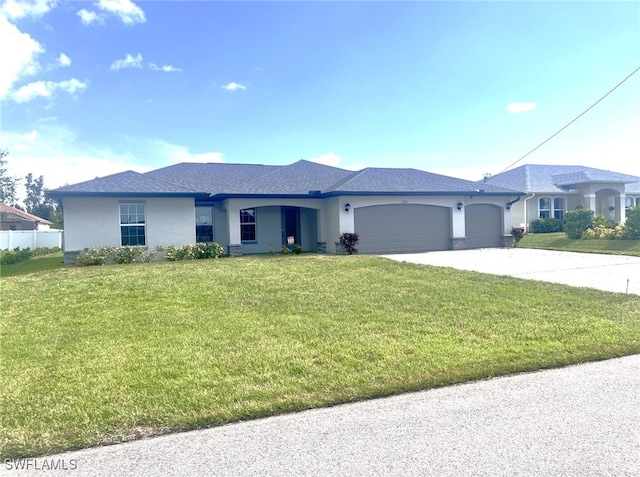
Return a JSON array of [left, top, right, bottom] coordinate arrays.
[[0, 149, 63, 229]]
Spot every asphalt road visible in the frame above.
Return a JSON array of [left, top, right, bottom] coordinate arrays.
[[2, 355, 639, 477]]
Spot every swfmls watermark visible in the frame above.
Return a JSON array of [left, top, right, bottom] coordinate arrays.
[[4, 458, 78, 471]]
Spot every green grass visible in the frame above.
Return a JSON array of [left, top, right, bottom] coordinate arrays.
[[0, 253, 64, 277], [520, 232, 640, 256], [1, 255, 639, 458]]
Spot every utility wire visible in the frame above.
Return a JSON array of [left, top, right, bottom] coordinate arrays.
[[498, 65, 640, 174]]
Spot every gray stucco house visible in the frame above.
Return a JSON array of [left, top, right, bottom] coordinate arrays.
[[482, 164, 640, 231], [48, 160, 523, 262]]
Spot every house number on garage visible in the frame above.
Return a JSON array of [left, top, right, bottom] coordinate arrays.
[[401, 200, 409, 204]]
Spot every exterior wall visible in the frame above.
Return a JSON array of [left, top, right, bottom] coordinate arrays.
[[146, 197, 195, 248], [241, 206, 282, 254], [62, 196, 195, 251], [223, 198, 326, 254], [300, 208, 318, 252], [213, 205, 228, 245]]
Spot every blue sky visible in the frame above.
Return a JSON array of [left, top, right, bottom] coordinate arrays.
[[1, 0, 639, 194]]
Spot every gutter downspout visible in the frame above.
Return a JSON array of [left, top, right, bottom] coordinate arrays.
[[523, 193, 536, 232], [506, 195, 521, 210]]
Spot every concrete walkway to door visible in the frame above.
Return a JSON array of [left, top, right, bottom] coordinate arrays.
[[382, 248, 640, 295]]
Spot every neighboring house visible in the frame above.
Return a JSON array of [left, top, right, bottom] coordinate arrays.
[[0, 203, 53, 231], [482, 165, 640, 231], [47, 160, 522, 263]]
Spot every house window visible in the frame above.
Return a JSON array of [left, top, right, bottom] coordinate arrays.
[[539, 198, 551, 219], [625, 197, 633, 209], [196, 206, 214, 242], [553, 198, 565, 219], [240, 208, 256, 242], [120, 203, 146, 246]]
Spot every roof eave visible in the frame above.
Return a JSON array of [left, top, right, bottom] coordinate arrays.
[[47, 191, 205, 199]]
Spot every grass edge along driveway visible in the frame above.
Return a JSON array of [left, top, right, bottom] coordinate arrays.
[[1, 255, 639, 458]]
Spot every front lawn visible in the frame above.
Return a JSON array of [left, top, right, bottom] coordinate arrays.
[[0, 253, 64, 277], [520, 232, 640, 256], [1, 255, 639, 458]]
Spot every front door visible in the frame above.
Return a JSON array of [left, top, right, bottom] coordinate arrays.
[[281, 207, 300, 247]]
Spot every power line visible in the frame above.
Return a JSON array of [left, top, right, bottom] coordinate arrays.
[[498, 65, 640, 174]]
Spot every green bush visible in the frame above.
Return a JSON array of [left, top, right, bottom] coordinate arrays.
[[113, 246, 142, 264], [0, 247, 32, 265], [0, 247, 62, 265], [280, 245, 291, 255], [292, 243, 302, 254], [530, 218, 563, 233], [339, 233, 359, 255], [625, 206, 640, 239], [76, 247, 110, 266], [164, 243, 225, 261], [582, 224, 628, 240], [563, 209, 595, 239]]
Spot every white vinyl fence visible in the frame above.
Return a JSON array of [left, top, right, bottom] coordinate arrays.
[[0, 230, 64, 250]]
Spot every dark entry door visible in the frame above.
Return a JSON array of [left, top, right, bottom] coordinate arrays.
[[281, 207, 300, 247]]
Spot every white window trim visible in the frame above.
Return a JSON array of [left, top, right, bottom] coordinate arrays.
[[119, 202, 147, 247]]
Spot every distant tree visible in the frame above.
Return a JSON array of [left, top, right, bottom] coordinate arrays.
[[24, 172, 63, 228], [0, 149, 19, 206]]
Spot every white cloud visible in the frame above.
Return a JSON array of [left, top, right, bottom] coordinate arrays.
[[1, 126, 138, 197], [0, 0, 56, 19], [21, 129, 39, 143], [221, 82, 246, 92], [149, 140, 223, 165], [9, 78, 88, 103], [77, 8, 102, 25], [97, 0, 145, 25], [57, 52, 71, 67], [0, 14, 44, 99], [110, 53, 143, 70], [309, 152, 341, 167], [507, 102, 538, 114], [149, 63, 182, 73]]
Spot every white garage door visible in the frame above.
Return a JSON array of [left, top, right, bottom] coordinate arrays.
[[354, 204, 451, 254], [465, 204, 502, 249]]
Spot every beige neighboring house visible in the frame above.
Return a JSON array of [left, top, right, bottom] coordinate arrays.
[[0, 203, 53, 231], [482, 165, 640, 231]]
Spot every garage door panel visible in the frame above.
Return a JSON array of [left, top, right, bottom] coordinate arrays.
[[465, 204, 502, 249], [355, 204, 450, 254]]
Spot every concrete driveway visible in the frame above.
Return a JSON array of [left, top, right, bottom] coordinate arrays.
[[383, 248, 640, 295]]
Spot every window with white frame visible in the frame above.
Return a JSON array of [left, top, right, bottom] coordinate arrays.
[[553, 198, 565, 219], [240, 208, 256, 242], [196, 206, 214, 242], [539, 198, 551, 218], [625, 197, 633, 209], [119, 203, 146, 246]]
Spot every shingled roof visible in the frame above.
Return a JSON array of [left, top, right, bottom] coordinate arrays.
[[0, 203, 53, 225], [327, 167, 516, 194], [49, 170, 200, 196], [49, 160, 524, 198], [483, 164, 640, 193]]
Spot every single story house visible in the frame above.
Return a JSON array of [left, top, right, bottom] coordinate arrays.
[[47, 160, 523, 263], [0, 203, 53, 231], [481, 164, 640, 231]]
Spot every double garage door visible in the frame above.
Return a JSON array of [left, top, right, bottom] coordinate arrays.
[[354, 203, 502, 254], [355, 204, 450, 254]]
